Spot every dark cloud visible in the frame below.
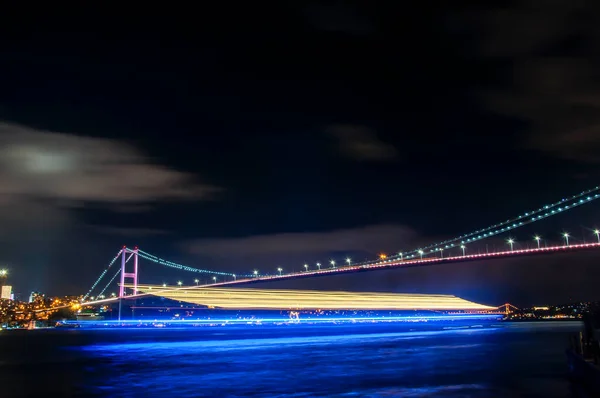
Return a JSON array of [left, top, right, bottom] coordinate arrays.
[[0, 122, 220, 206], [93, 226, 171, 238], [471, 1, 600, 163], [302, 4, 374, 36], [0, 122, 220, 295], [326, 124, 399, 162], [186, 224, 417, 265]]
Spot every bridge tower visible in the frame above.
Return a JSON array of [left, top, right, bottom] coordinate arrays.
[[118, 246, 139, 321], [118, 246, 139, 298], [502, 303, 519, 316]]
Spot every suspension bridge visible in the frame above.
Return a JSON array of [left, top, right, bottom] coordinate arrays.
[[81, 185, 600, 311]]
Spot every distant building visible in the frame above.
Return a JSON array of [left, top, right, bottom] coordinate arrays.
[[1, 286, 12, 300], [29, 291, 43, 303]]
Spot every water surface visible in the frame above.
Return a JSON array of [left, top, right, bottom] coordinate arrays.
[[0, 321, 581, 397]]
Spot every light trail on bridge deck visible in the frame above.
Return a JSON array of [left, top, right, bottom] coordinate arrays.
[[103, 287, 496, 311]]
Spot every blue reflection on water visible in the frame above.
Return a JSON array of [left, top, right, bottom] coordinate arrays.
[[63, 313, 503, 327], [0, 321, 582, 397], [81, 328, 489, 354]]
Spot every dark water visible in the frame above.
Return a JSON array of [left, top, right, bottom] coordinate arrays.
[[0, 321, 583, 397]]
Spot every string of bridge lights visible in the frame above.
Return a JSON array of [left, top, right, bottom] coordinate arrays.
[[136, 249, 254, 278], [82, 249, 123, 301], [97, 267, 123, 299], [146, 228, 600, 288], [84, 185, 600, 294], [238, 186, 600, 276], [393, 186, 600, 261], [224, 238, 600, 288]]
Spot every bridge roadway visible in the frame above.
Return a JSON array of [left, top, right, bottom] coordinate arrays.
[[205, 241, 600, 287], [83, 241, 600, 306]]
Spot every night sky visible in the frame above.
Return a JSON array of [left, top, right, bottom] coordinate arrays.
[[1, 3, 600, 306]]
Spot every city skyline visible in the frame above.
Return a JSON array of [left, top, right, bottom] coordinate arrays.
[[1, 3, 600, 304]]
